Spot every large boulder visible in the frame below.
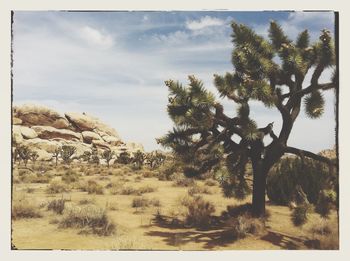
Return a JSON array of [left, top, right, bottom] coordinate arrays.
[[125, 142, 144, 153], [82, 131, 103, 144], [32, 126, 82, 141], [65, 112, 119, 137], [101, 135, 122, 146], [19, 126, 38, 139], [32, 148, 53, 161], [22, 138, 61, 153], [64, 141, 92, 158], [92, 140, 110, 150], [13, 104, 70, 129], [12, 125, 23, 143], [13, 117, 22, 125]]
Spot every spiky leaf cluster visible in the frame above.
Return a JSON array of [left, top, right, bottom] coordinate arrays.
[[304, 91, 325, 119]]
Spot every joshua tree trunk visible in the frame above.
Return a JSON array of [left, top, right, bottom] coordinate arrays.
[[251, 162, 268, 217]]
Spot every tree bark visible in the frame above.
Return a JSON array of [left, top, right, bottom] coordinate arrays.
[[251, 160, 268, 217]]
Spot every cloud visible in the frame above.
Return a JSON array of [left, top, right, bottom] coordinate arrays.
[[186, 15, 225, 30], [78, 26, 114, 49]]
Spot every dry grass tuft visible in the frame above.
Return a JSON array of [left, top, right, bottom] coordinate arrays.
[[59, 205, 116, 236], [12, 198, 42, 220], [47, 198, 66, 215], [46, 180, 70, 194]]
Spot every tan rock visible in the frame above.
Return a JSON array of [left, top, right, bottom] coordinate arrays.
[[65, 112, 119, 137], [32, 126, 82, 141], [12, 125, 23, 144], [101, 135, 122, 146], [92, 140, 110, 150], [65, 112, 96, 132], [13, 117, 22, 125], [13, 104, 68, 129], [19, 126, 38, 139], [51, 118, 70, 129], [32, 148, 53, 161], [64, 141, 92, 158], [82, 131, 103, 144], [22, 138, 61, 153], [126, 142, 144, 153]]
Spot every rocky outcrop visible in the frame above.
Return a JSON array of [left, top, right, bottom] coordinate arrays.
[[13, 104, 70, 129], [12, 104, 144, 162], [32, 126, 82, 141]]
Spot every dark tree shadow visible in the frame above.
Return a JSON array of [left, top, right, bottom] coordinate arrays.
[[260, 231, 307, 250]]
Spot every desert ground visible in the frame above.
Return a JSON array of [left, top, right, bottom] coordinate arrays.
[[11, 162, 338, 250]]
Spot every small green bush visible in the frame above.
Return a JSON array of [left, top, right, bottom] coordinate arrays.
[[85, 180, 104, 195], [291, 203, 311, 226]]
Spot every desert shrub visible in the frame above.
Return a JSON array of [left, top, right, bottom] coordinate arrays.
[[204, 179, 218, 186], [291, 203, 311, 226], [120, 186, 140, 195], [61, 170, 80, 183], [172, 176, 195, 187], [12, 198, 42, 220], [183, 196, 215, 229], [131, 197, 160, 208], [34, 174, 52, 183], [224, 214, 265, 240], [78, 198, 95, 205], [47, 198, 66, 214], [306, 224, 339, 249], [18, 169, 32, 176], [267, 158, 331, 205], [142, 170, 156, 178], [26, 187, 35, 193], [46, 180, 70, 194], [158, 160, 181, 180], [138, 185, 157, 194], [134, 176, 143, 182], [310, 222, 333, 236], [315, 189, 337, 218], [59, 205, 116, 236], [187, 184, 212, 196], [85, 180, 104, 195]]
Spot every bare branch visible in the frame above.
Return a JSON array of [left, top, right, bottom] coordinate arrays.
[[281, 82, 335, 100], [284, 146, 336, 166]]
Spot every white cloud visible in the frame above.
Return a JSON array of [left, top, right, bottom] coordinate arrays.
[[186, 16, 225, 30], [288, 12, 334, 26], [79, 26, 114, 49]]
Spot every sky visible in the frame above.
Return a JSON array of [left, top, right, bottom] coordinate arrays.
[[12, 11, 336, 152]]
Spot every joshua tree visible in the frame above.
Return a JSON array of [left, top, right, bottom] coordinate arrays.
[[102, 150, 114, 168], [117, 151, 131, 165], [17, 146, 32, 167], [30, 151, 39, 168], [147, 151, 166, 169], [132, 150, 145, 169], [91, 147, 100, 165], [158, 21, 337, 217], [52, 147, 61, 167], [81, 151, 92, 163], [60, 145, 76, 165]]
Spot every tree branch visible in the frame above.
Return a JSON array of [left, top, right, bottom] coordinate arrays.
[[281, 82, 335, 99], [284, 146, 336, 165]]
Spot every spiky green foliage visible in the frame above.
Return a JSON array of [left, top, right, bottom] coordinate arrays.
[[160, 21, 337, 218], [304, 91, 325, 119]]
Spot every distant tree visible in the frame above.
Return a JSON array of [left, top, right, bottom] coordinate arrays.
[[17, 146, 32, 167], [52, 147, 61, 167], [117, 151, 131, 165], [159, 21, 337, 217], [102, 150, 114, 168], [132, 150, 145, 169], [147, 151, 166, 169], [30, 151, 39, 168], [91, 147, 100, 165], [81, 151, 92, 162], [60, 145, 76, 165]]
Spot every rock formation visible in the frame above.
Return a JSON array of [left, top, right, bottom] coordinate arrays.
[[12, 104, 144, 162]]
